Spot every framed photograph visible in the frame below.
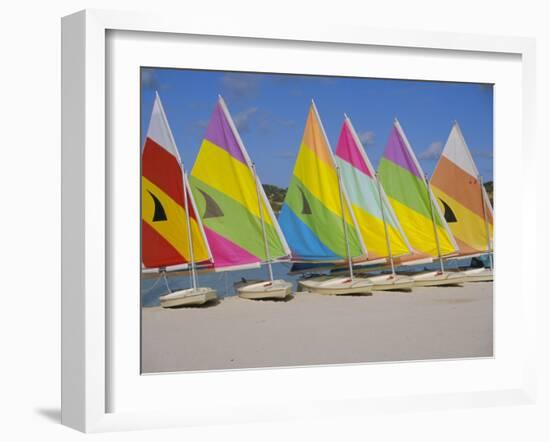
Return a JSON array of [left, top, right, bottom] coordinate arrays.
[[61, 9, 536, 432]]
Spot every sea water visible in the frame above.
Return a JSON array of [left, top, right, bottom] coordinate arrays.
[[141, 262, 302, 307], [140, 256, 490, 307]]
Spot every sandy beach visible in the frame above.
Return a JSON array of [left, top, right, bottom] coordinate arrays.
[[141, 282, 493, 373]]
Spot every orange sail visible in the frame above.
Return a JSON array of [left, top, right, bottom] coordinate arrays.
[[430, 122, 493, 257]]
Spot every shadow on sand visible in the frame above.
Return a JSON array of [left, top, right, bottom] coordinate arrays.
[[373, 288, 413, 293], [246, 294, 296, 303]]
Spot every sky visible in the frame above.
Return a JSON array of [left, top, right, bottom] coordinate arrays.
[[141, 68, 493, 187]]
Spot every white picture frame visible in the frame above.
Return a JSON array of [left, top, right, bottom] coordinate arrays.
[[61, 9, 537, 433]]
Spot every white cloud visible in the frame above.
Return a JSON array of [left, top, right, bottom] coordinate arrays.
[[221, 73, 260, 100], [141, 69, 159, 89], [418, 141, 443, 160], [358, 130, 375, 146], [233, 107, 259, 133]]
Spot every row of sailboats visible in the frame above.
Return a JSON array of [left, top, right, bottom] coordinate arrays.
[[142, 92, 291, 307], [288, 102, 493, 294], [141, 92, 493, 307]]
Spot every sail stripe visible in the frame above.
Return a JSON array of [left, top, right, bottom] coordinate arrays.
[[378, 157, 439, 224], [453, 236, 483, 256], [440, 124, 480, 177], [191, 139, 274, 224], [204, 101, 247, 164], [337, 159, 400, 231], [142, 137, 196, 221], [431, 155, 491, 222], [335, 121, 373, 177], [293, 142, 354, 224], [278, 204, 341, 261], [384, 125, 423, 179], [142, 177, 210, 263], [433, 184, 493, 252], [301, 108, 334, 168], [202, 226, 260, 268], [350, 203, 411, 259], [145, 94, 181, 160], [282, 175, 363, 259], [389, 196, 456, 257], [190, 176, 286, 260], [141, 220, 185, 268]]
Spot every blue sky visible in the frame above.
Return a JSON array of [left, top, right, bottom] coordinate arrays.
[[141, 68, 493, 187]]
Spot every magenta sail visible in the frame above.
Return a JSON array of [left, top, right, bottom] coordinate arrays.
[[335, 122, 373, 178]]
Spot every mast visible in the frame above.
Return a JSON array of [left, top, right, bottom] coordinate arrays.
[[313, 101, 367, 264], [393, 119, 459, 255], [425, 174, 445, 273], [343, 115, 413, 258], [479, 175, 493, 270], [375, 172, 395, 276], [217, 95, 291, 260], [252, 163, 274, 282], [336, 165, 354, 280], [182, 172, 198, 289], [145, 91, 211, 280]]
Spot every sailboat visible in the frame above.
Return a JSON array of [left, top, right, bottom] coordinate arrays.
[[430, 122, 494, 282], [378, 119, 466, 287], [279, 101, 373, 295], [141, 92, 217, 307], [189, 96, 292, 299], [334, 115, 416, 291]]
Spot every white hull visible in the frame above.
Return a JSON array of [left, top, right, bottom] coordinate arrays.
[[237, 279, 293, 300], [299, 276, 373, 295], [462, 267, 493, 282], [159, 287, 217, 308], [362, 274, 414, 291], [410, 271, 467, 287]]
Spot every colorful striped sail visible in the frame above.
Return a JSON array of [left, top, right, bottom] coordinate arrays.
[[378, 119, 458, 259], [335, 116, 412, 261], [430, 122, 493, 257], [141, 92, 212, 270], [278, 102, 367, 262], [189, 96, 290, 271]]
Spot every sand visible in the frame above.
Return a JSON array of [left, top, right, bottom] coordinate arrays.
[[141, 282, 493, 373]]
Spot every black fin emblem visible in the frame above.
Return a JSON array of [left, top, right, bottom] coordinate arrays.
[[299, 187, 312, 215], [439, 198, 457, 223], [197, 189, 224, 218], [148, 191, 167, 222]]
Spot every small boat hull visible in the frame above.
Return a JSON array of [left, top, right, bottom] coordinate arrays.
[[410, 271, 468, 287], [237, 279, 293, 300], [462, 267, 493, 282], [299, 276, 373, 295], [362, 274, 414, 291], [159, 287, 217, 308]]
